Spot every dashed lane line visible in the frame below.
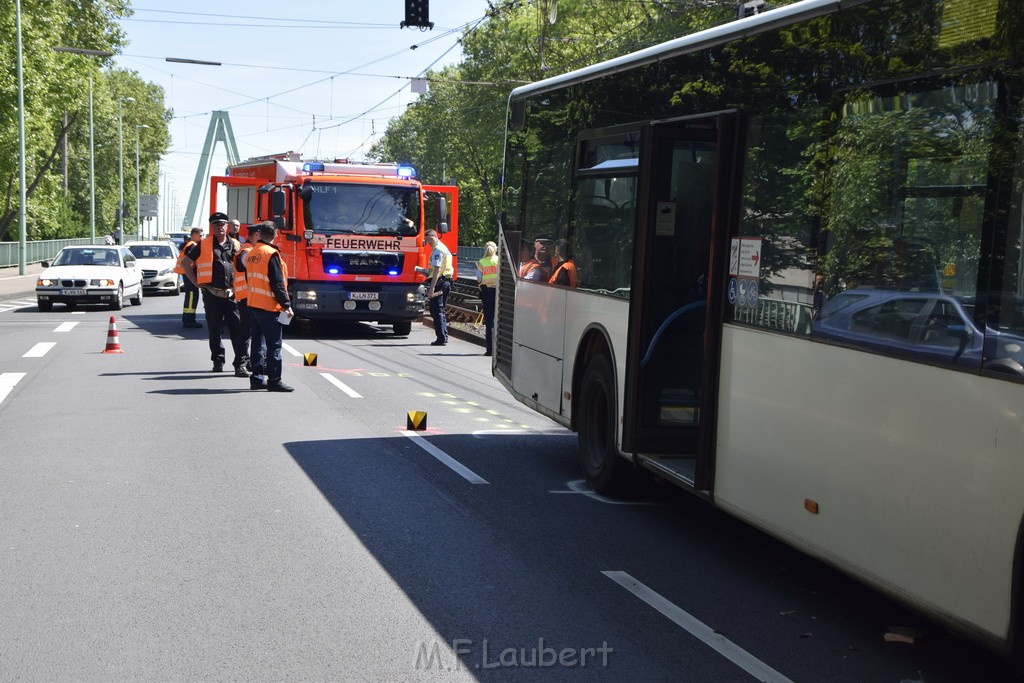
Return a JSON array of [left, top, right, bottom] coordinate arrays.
[[0, 373, 26, 405], [401, 430, 489, 485], [603, 571, 792, 682], [23, 342, 56, 358], [281, 342, 301, 357], [54, 322, 78, 332], [320, 372, 363, 398]]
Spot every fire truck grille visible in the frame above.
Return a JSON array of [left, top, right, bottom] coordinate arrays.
[[321, 251, 404, 276]]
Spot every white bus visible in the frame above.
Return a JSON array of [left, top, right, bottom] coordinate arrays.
[[495, 0, 1024, 660]]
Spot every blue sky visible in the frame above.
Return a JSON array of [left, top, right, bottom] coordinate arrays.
[[113, 2, 489, 228]]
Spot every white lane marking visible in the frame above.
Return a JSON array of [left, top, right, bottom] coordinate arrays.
[[0, 373, 26, 404], [72, 311, 85, 315], [23, 342, 56, 358], [603, 571, 793, 682], [281, 342, 301, 357], [54, 322, 78, 332], [320, 373, 362, 398], [401, 430, 489, 485]]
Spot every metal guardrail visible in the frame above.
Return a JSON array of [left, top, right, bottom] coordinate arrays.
[[0, 238, 104, 268], [732, 297, 815, 334]]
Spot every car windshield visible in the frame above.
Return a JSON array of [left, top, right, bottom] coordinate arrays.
[[52, 248, 120, 267], [302, 183, 419, 236], [129, 244, 175, 259]]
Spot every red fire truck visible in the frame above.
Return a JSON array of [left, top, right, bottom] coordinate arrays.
[[210, 152, 458, 335]]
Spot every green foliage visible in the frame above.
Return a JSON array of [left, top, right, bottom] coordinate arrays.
[[0, 0, 171, 243], [372, 0, 756, 247]]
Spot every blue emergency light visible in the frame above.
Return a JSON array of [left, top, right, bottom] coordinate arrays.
[[388, 269, 399, 276], [327, 267, 341, 275], [397, 165, 416, 179], [303, 162, 325, 173]]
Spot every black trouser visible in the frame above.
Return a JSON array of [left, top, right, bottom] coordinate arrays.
[[201, 291, 245, 369], [237, 299, 252, 371], [182, 279, 201, 325], [429, 278, 452, 343], [480, 285, 496, 354]]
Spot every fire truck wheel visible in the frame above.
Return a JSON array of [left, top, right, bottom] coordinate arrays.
[[392, 321, 412, 336]]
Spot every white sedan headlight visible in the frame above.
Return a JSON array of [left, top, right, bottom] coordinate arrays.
[[158, 267, 174, 276], [36, 278, 59, 287], [91, 279, 116, 287]]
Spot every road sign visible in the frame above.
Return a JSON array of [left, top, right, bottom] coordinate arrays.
[[139, 193, 159, 219]]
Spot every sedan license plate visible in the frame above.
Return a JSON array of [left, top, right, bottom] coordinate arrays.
[[62, 288, 86, 296], [348, 292, 378, 301]]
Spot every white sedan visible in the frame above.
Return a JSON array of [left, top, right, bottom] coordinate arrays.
[[36, 245, 144, 311], [126, 240, 180, 295]]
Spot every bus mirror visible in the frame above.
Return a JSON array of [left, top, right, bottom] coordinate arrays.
[[510, 101, 526, 132], [271, 189, 287, 216]]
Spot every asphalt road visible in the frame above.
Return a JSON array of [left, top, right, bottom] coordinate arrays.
[[0, 292, 1019, 681]]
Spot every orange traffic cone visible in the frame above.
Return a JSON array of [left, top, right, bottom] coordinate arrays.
[[102, 315, 123, 354]]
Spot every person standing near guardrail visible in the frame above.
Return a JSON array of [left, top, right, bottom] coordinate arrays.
[[415, 228, 454, 346], [475, 241, 499, 356]]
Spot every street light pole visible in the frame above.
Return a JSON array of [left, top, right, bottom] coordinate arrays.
[[15, 0, 27, 274], [52, 48, 115, 245], [135, 124, 148, 239], [117, 96, 135, 245]]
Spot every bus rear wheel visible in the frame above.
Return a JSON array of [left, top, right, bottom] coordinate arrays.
[[578, 354, 631, 496]]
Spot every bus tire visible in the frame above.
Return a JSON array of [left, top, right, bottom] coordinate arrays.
[[578, 353, 630, 496]]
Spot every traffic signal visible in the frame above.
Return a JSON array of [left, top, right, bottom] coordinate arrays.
[[401, 0, 433, 29]]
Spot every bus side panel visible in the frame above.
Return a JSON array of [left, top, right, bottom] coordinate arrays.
[[713, 324, 1023, 644], [561, 292, 631, 426], [511, 281, 567, 416]]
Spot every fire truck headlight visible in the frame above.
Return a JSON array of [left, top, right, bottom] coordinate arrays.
[[368, 301, 381, 311], [303, 229, 314, 240], [296, 290, 318, 301], [343, 300, 357, 311]]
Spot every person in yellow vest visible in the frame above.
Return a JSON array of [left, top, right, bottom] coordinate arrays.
[[415, 228, 454, 346], [180, 212, 247, 376], [175, 227, 204, 328], [239, 221, 294, 392], [475, 241, 499, 356], [232, 224, 258, 373]]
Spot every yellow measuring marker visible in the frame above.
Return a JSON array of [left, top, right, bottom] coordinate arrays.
[[406, 411, 427, 430], [303, 353, 318, 366]]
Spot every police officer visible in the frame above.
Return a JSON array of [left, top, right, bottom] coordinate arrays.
[[415, 228, 454, 346], [180, 212, 247, 376], [232, 224, 258, 373], [475, 241, 499, 356]]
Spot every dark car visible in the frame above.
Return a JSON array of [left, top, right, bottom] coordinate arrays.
[[812, 288, 1024, 375]]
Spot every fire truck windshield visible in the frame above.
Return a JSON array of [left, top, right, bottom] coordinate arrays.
[[302, 183, 420, 237]]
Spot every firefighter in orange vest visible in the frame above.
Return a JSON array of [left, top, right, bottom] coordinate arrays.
[[180, 212, 247, 376], [239, 221, 294, 392], [549, 239, 577, 288], [518, 234, 558, 281], [175, 227, 204, 328], [232, 224, 257, 373]]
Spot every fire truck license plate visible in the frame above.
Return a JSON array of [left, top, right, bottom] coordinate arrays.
[[348, 292, 378, 301]]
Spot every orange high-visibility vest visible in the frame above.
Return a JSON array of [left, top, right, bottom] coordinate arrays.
[[174, 240, 198, 275], [550, 260, 577, 288], [233, 242, 253, 301], [246, 243, 289, 312], [196, 236, 240, 285], [518, 257, 557, 280]]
